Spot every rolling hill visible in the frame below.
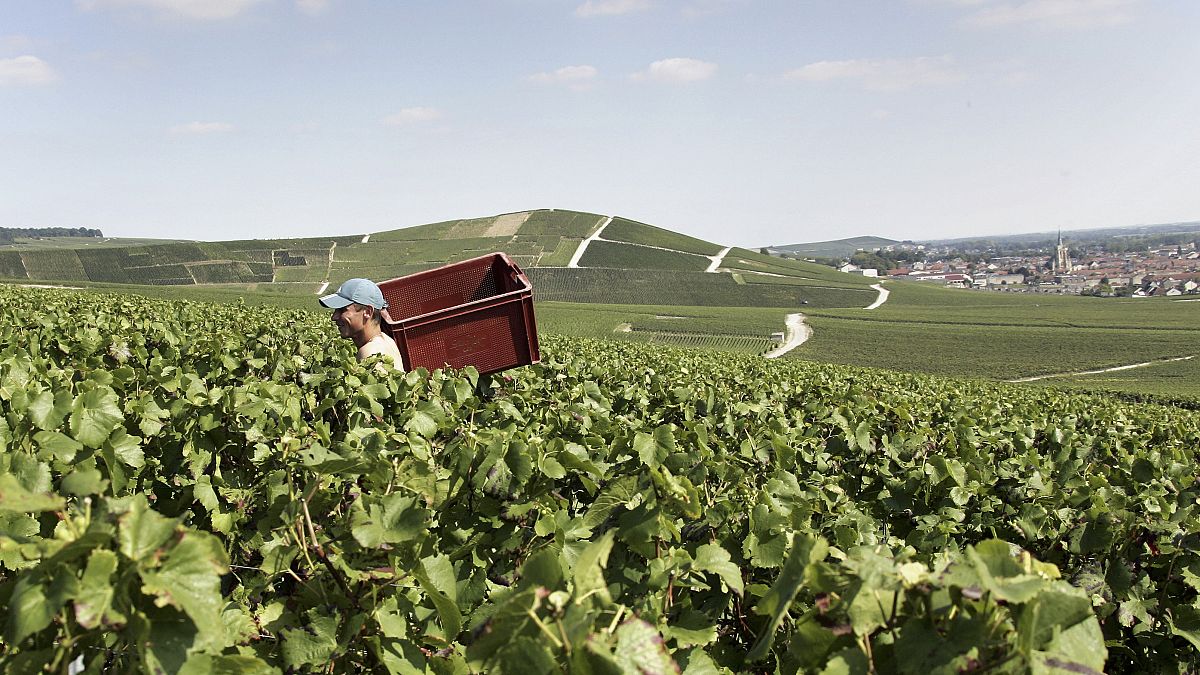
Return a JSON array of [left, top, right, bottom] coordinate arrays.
[[767, 235, 902, 258], [0, 209, 877, 310]]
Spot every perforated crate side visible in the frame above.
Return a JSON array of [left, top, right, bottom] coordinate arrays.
[[378, 253, 540, 374], [397, 300, 533, 374], [380, 255, 502, 319]]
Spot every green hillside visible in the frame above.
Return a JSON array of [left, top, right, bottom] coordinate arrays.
[[770, 235, 901, 258], [0, 208, 872, 309]]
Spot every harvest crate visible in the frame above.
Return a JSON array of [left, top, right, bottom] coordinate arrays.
[[378, 252, 540, 375]]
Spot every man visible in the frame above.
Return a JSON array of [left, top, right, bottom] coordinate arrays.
[[318, 278, 404, 369]]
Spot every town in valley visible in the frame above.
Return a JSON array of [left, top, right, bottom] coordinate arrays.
[[770, 222, 1200, 297]]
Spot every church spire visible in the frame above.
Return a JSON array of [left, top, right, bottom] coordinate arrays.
[[1053, 230, 1071, 273]]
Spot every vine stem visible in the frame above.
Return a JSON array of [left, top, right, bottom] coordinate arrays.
[[302, 497, 359, 610], [861, 632, 877, 674], [525, 609, 564, 649]]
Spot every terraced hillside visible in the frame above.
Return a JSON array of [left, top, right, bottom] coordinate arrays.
[[0, 209, 873, 306], [0, 239, 355, 286]]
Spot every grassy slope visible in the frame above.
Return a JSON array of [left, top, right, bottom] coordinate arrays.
[[795, 280, 1200, 397], [528, 268, 875, 308], [770, 235, 900, 258], [577, 240, 711, 271], [721, 248, 875, 286], [537, 301, 787, 354], [600, 217, 724, 256], [1046, 356, 1200, 400], [537, 301, 787, 338]]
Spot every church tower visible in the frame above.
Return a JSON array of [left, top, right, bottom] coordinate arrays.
[[1053, 231, 1071, 273]]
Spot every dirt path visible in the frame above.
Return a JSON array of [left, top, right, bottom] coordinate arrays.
[[763, 313, 811, 359], [1007, 355, 1196, 383], [11, 283, 84, 290], [864, 283, 889, 310], [567, 216, 612, 268], [323, 241, 337, 283], [706, 246, 731, 273]]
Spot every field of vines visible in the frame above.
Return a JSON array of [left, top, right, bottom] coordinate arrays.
[[599, 219, 724, 257], [577, 241, 712, 273], [527, 268, 874, 308], [2, 286, 1200, 673], [623, 330, 775, 354]]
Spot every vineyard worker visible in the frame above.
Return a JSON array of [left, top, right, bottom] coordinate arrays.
[[319, 278, 404, 369]]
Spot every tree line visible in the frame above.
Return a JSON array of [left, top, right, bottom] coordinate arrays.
[[0, 226, 103, 242]]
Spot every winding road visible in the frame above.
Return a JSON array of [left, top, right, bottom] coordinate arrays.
[[763, 313, 812, 359], [764, 282, 886, 359], [865, 283, 889, 309]]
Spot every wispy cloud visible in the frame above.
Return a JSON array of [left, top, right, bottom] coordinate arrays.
[[170, 121, 235, 135], [575, 0, 652, 17], [681, 0, 746, 18], [915, 0, 991, 6], [631, 57, 717, 83], [382, 107, 441, 126], [526, 65, 598, 90], [76, 0, 267, 21], [785, 55, 963, 91], [926, 0, 1141, 30], [962, 0, 1138, 29], [0, 56, 58, 86], [295, 0, 330, 15], [1, 35, 37, 53]]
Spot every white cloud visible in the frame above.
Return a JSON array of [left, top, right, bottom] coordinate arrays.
[[526, 65, 598, 90], [76, 0, 267, 20], [295, 0, 329, 15], [170, 121, 235, 135], [785, 55, 963, 91], [631, 57, 717, 83], [0, 56, 58, 86], [575, 0, 652, 17], [382, 107, 441, 126], [962, 0, 1138, 29]]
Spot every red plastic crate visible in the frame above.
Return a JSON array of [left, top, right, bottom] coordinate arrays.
[[377, 253, 540, 375]]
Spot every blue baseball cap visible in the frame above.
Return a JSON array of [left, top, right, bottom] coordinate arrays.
[[319, 278, 388, 310]]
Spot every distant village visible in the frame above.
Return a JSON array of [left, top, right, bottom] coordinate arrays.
[[774, 234, 1200, 297]]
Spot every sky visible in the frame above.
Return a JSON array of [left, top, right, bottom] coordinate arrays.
[[2, 0, 1199, 247]]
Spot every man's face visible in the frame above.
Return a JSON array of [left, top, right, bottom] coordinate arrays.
[[331, 303, 371, 338]]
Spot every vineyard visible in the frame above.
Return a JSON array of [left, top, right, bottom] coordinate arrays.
[[621, 330, 776, 354], [527, 268, 876, 308], [576, 241, 714, 272], [599, 218, 725, 257], [2, 286, 1200, 673]]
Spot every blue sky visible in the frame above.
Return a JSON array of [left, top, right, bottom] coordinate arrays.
[[2, 0, 1198, 246]]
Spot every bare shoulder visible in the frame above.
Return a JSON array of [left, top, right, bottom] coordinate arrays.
[[359, 334, 405, 369]]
